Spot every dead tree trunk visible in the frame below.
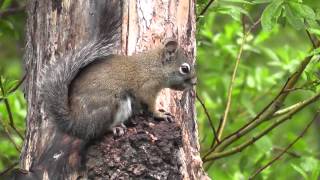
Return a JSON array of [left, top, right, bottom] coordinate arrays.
[[20, 0, 208, 179]]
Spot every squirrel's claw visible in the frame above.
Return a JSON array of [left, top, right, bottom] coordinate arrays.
[[153, 109, 175, 122], [112, 123, 127, 137]]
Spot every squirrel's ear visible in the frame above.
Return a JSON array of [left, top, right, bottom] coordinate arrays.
[[164, 39, 178, 54], [163, 39, 178, 63]]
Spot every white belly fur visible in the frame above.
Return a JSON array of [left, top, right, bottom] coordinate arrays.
[[112, 96, 132, 127]]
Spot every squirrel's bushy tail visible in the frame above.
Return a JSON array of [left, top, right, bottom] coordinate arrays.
[[40, 1, 122, 139]]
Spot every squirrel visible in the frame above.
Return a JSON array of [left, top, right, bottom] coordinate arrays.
[[40, 1, 196, 140], [11, 1, 195, 179]]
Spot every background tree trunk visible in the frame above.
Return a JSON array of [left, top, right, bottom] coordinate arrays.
[[20, 0, 208, 179]]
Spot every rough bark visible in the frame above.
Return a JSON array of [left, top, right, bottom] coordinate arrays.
[[20, 0, 207, 179]]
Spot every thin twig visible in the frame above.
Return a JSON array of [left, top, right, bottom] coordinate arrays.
[[234, 73, 248, 115], [0, 77, 24, 140], [196, 93, 219, 146], [196, 0, 215, 22], [241, 15, 246, 35], [204, 161, 215, 172], [216, 18, 260, 140], [9, 73, 27, 94], [0, 6, 25, 18], [0, 117, 21, 152], [212, 41, 320, 153], [249, 112, 319, 179], [0, 73, 27, 104], [282, 87, 305, 93], [246, 18, 261, 35], [272, 97, 319, 118], [282, 80, 320, 93], [236, 84, 276, 118], [272, 146, 301, 158], [203, 92, 320, 162], [3, 99, 24, 140], [306, 30, 317, 48], [0, 162, 18, 176], [216, 16, 246, 140]]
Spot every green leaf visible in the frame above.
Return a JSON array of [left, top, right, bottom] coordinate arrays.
[[254, 136, 273, 152], [317, 8, 320, 19], [261, 47, 281, 62], [6, 80, 18, 93], [0, 0, 12, 10], [0, 20, 15, 37], [291, 164, 308, 179], [301, 157, 319, 173], [308, 47, 320, 57], [285, 4, 305, 30], [288, 2, 317, 20], [311, 163, 320, 180], [215, 5, 251, 22], [247, 75, 255, 88], [252, 0, 272, 4], [221, 0, 252, 4], [306, 19, 320, 30], [308, 28, 320, 36], [233, 171, 245, 180], [261, 0, 284, 31]]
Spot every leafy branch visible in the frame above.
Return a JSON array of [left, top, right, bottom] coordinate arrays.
[[216, 17, 261, 141], [203, 92, 320, 161], [0, 74, 27, 153], [195, 0, 320, 177], [198, 0, 320, 163], [0, 5, 25, 19], [196, 0, 216, 22], [0, 77, 24, 140], [205, 37, 320, 156], [249, 112, 319, 179], [196, 93, 219, 145], [0, 162, 18, 176]]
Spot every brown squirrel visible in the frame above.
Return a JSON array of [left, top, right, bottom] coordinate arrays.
[[40, 1, 196, 140], [11, 1, 196, 179]]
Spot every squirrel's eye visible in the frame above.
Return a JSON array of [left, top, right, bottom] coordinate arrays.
[[179, 63, 190, 75]]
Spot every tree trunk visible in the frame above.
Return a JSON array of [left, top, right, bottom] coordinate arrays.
[[20, 0, 208, 179]]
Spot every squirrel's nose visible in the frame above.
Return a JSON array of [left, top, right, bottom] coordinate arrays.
[[190, 76, 197, 85]]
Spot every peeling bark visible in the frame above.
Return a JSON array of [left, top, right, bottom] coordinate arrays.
[[20, 0, 208, 179], [86, 116, 183, 179]]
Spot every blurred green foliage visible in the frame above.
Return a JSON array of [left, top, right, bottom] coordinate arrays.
[[0, 0, 26, 173], [197, 0, 320, 179], [0, 0, 320, 179]]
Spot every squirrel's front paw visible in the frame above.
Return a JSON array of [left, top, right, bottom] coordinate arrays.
[[112, 123, 127, 137], [153, 109, 175, 122]]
